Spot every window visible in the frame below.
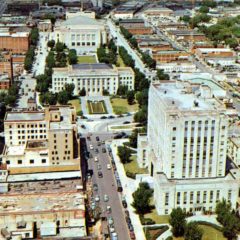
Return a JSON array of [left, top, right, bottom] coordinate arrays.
[[177, 192, 181, 204], [30, 159, 34, 164], [18, 160, 22, 164], [165, 193, 169, 206], [190, 192, 194, 204], [42, 159, 46, 164], [6, 160, 10, 165]]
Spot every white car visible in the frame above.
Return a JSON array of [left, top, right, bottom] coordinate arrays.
[[107, 164, 111, 170], [89, 144, 93, 150], [94, 157, 98, 162], [95, 195, 100, 202], [104, 194, 109, 202]]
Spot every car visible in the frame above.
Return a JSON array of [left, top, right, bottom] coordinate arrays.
[[81, 124, 86, 129], [87, 136, 91, 141], [91, 202, 96, 210], [93, 184, 98, 191], [125, 210, 130, 217], [100, 116, 107, 119], [95, 148, 99, 153], [98, 171, 103, 178], [126, 216, 131, 224], [97, 142, 101, 146], [104, 194, 109, 202], [89, 153, 93, 158], [123, 121, 130, 124], [87, 173, 91, 179], [109, 227, 115, 233], [128, 223, 134, 232], [108, 216, 114, 226], [106, 205, 111, 213], [122, 200, 127, 208], [95, 195, 100, 202], [94, 157, 98, 162], [130, 231, 136, 240], [40, 52, 43, 54], [107, 164, 111, 170], [102, 148, 106, 153], [108, 115, 115, 119], [101, 140, 105, 144], [89, 144, 93, 150], [96, 136, 100, 141], [97, 164, 101, 170]]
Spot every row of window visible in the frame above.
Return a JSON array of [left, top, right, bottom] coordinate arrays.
[[6, 159, 47, 165], [72, 42, 96, 47]]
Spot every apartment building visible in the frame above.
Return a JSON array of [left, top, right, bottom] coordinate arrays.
[[0, 29, 30, 54], [54, 15, 107, 54], [52, 63, 135, 96], [3, 106, 80, 173], [147, 81, 240, 215]]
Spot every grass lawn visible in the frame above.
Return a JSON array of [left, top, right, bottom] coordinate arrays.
[[77, 55, 97, 64], [124, 155, 148, 175], [68, 99, 81, 112], [111, 98, 138, 114], [144, 209, 170, 224], [117, 55, 125, 67], [172, 224, 226, 240], [87, 100, 108, 114]]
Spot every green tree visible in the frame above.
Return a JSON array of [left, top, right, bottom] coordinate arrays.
[[30, 27, 39, 46], [181, 15, 191, 22], [199, 5, 209, 13], [65, 83, 75, 98], [134, 105, 148, 125], [157, 69, 170, 80], [127, 90, 135, 105], [120, 26, 132, 39], [132, 182, 153, 214], [129, 128, 145, 148], [47, 40, 55, 48], [68, 49, 78, 64], [79, 87, 86, 96], [102, 88, 109, 96], [117, 85, 128, 96], [129, 37, 138, 49], [55, 41, 65, 52], [136, 89, 148, 107], [222, 213, 240, 240], [184, 222, 203, 240], [57, 90, 69, 104], [46, 51, 55, 68], [117, 146, 131, 163], [225, 38, 238, 48], [216, 199, 231, 225], [169, 208, 186, 237]]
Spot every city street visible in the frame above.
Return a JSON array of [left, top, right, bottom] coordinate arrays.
[[84, 133, 131, 240]]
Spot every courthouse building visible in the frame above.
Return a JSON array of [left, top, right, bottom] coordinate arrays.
[[54, 15, 107, 54], [52, 63, 135, 96], [146, 81, 240, 215]]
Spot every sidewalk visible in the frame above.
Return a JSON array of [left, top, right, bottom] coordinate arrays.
[[110, 140, 146, 240]]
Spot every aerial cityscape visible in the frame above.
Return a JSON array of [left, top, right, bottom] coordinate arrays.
[[0, 0, 240, 239]]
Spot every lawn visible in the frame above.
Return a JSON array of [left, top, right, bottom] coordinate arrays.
[[172, 224, 226, 240], [144, 209, 170, 224], [117, 55, 125, 67], [124, 155, 148, 175], [87, 100, 108, 114], [68, 99, 81, 112], [111, 98, 138, 114], [77, 55, 97, 64]]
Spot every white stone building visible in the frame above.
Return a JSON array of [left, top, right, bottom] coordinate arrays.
[[54, 15, 107, 54], [52, 63, 135, 95], [147, 81, 240, 215], [157, 62, 197, 73]]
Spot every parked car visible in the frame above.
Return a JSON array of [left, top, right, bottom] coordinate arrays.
[[93, 184, 98, 191], [104, 194, 109, 202], [98, 171, 103, 178], [102, 148, 106, 153]]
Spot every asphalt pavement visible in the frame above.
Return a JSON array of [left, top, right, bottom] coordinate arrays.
[[85, 133, 131, 240]]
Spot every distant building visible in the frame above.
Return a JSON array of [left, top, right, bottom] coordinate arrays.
[[152, 50, 190, 63], [66, 7, 96, 19], [38, 19, 52, 32], [52, 63, 135, 95], [3, 106, 80, 174], [0, 74, 11, 90], [146, 81, 240, 215], [54, 15, 107, 54], [0, 53, 13, 83], [157, 62, 197, 73], [144, 7, 174, 20]]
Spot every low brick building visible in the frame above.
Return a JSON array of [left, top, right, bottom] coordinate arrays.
[[125, 27, 153, 35], [152, 50, 190, 63], [0, 54, 13, 83], [167, 30, 206, 43], [0, 74, 11, 90]]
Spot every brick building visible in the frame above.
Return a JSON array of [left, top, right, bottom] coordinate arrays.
[[152, 50, 190, 63], [125, 27, 153, 35], [0, 30, 30, 54], [0, 54, 13, 86]]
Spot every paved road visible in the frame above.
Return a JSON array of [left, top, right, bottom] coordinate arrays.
[[107, 18, 155, 80], [85, 133, 131, 240]]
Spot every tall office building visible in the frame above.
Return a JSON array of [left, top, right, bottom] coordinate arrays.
[[147, 81, 240, 215]]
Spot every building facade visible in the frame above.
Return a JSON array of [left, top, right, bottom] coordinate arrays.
[[54, 15, 107, 54], [52, 63, 135, 96], [147, 81, 240, 215], [3, 106, 80, 173]]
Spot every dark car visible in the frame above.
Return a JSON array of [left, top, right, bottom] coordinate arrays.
[[95, 148, 99, 153], [123, 121, 130, 124], [130, 231, 136, 240], [122, 200, 127, 208], [96, 136, 100, 141], [98, 171, 103, 178], [102, 148, 106, 153], [125, 210, 130, 217]]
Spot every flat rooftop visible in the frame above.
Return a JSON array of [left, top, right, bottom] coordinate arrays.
[[152, 81, 223, 112], [0, 192, 85, 215], [72, 63, 113, 70], [5, 112, 45, 122]]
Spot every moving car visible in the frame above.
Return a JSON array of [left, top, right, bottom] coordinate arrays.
[[98, 171, 103, 178], [95, 195, 100, 202], [94, 157, 98, 162], [107, 164, 111, 170], [89, 144, 93, 150], [104, 194, 109, 202], [93, 184, 98, 191]]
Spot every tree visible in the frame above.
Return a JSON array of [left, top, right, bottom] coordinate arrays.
[[136, 89, 148, 107], [55, 41, 65, 52], [30, 28, 39, 46], [46, 51, 55, 68], [129, 128, 146, 148], [216, 199, 231, 225], [79, 87, 86, 96], [225, 38, 238, 49], [57, 90, 69, 104], [132, 182, 153, 214], [181, 15, 191, 23], [102, 88, 109, 96], [134, 105, 148, 125], [222, 213, 240, 240], [120, 26, 132, 40], [199, 5, 209, 13], [169, 208, 186, 237], [127, 90, 135, 105], [129, 37, 138, 49], [157, 69, 170, 80], [117, 146, 131, 164], [184, 222, 203, 240], [47, 40, 55, 48], [65, 83, 75, 98], [117, 85, 128, 96], [68, 49, 78, 64]]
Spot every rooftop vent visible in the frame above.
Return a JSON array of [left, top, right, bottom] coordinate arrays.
[[194, 100, 199, 107]]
